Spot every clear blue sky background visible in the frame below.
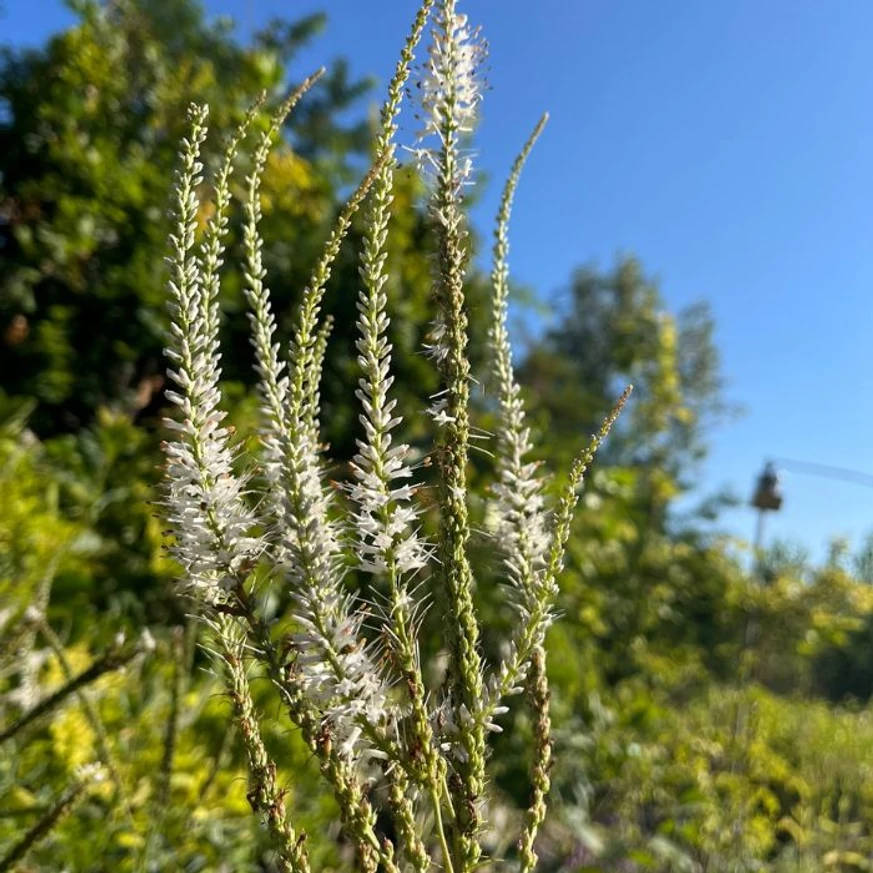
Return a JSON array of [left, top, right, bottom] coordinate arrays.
[[6, 0, 873, 563]]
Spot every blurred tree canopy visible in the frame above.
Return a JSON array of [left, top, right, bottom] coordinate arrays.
[[521, 256, 736, 534], [0, 0, 376, 436]]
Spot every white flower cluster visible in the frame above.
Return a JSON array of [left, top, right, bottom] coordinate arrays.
[[482, 113, 559, 720], [292, 589, 390, 760], [418, 6, 485, 142], [411, 0, 486, 196], [487, 381, 555, 626], [160, 4, 623, 866], [163, 106, 258, 604], [279, 422, 394, 759], [348, 294, 429, 579]]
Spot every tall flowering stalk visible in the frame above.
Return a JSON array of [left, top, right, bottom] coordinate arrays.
[[163, 103, 315, 872], [242, 71, 324, 522], [219, 614, 310, 873], [242, 73, 393, 772], [486, 115, 553, 713], [238, 81, 400, 873], [347, 3, 459, 871], [160, 1, 628, 871], [413, 5, 489, 868], [272, 157, 396, 763], [483, 116, 554, 873], [163, 104, 258, 604]]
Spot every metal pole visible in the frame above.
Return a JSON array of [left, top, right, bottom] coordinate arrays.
[[753, 507, 766, 581]]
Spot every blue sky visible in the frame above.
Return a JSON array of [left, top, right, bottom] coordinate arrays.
[[6, 0, 873, 563]]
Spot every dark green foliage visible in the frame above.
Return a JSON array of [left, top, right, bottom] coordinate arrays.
[[0, 0, 369, 436]]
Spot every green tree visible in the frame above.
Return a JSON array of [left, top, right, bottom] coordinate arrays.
[[520, 255, 734, 529], [507, 255, 740, 712], [855, 530, 873, 584], [0, 0, 371, 436]]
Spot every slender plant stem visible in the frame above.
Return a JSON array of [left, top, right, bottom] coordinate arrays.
[[35, 617, 134, 826], [0, 771, 96, 872], [0, 641, 140, 745], [430, 784, 455, 873]]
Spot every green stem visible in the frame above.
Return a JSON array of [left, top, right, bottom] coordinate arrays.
[[430, 785, 455, 873]]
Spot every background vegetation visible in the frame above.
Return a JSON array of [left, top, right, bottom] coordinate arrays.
[[2, 2, 873, 870]]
